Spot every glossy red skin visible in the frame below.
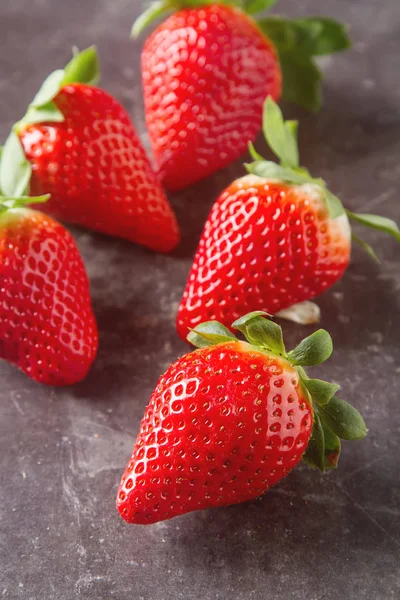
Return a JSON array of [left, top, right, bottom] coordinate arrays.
[[0, 209, 98, 386], [117, 341, 312, 524], [142, 4, 281, 191], [177, 176, 351, 340], [19, 84, 179, 253]]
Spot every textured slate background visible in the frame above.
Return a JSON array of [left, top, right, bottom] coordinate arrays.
[[1, 0, 399, 598]]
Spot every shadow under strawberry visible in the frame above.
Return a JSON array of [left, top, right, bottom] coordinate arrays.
[[117, 466, 393, 580], [68, 234, 187, 404]]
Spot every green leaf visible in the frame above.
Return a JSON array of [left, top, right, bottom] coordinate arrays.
[[15, 47, 98, 135], [279, 51, 322, 112], [242, 0, 277, 16], [324, 189, 345, 219], [258, 17, 298, 53], [30, 69, 65, 108], [0, 131, 32, 197], [288, 329, 333, 366], [302, 412, 325, 471], [187, 321, 237, 349], [248, 142, 265, 162], [258, 18, 322, 112], [347, 211, 400, 243], [0, 194, 50, 211], [245, 160, 311, 184], [244, 316, 285, 355], [351, 232, 380, 263], [131, 0, 173, 38], [293, 18, 351, 56], [303, 378, 340, 406], [285, 119, 298, 143], [262, 96, 299, 168], [231, 311, 270, 335], [258, 14, 350, 111], [322, 423, 341, 469], [62, 46, 100, 86], [319, 397, 367, 441], [258, 15, 350, 58], [18, 103, 65, 128]]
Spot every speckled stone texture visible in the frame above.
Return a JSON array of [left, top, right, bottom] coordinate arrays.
[[0, 0, 399, 598]]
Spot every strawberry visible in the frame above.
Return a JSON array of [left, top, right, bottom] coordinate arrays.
[[117, 313, 366, 524], [0, 188, 98, 386], [132, 0, 351, 190], [177, 97, 400, 337], [0, 48, 179, 253]]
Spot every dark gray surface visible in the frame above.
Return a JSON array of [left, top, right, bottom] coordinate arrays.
[[1, 0, 400, 598]]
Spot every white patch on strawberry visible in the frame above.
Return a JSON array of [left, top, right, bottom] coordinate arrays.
[[335, 213, 351, 241], [294, 182, 325, 203], [293, 182, 351, 241], [235, 174, 262, 188]]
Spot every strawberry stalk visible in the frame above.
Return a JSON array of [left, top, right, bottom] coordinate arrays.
[[246, 97, 400, 260], [188, 312, 366, 471], [131, 0, 350, 111], [0, 47, 100, 200]]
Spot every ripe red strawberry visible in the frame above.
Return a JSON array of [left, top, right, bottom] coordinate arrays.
[[0, 47, 179, 253], [133, 1, 351, 190], [0, 193, 98, 386], [177, 97, 400, 337], [117, 314, 366, 524]]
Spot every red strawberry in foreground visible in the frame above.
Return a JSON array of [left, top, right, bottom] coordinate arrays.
[[0, 47, 179, 253], [117, 314, 366, 524], [0, 193, 98, 386], [177, 97, 400, 337], [133, 0, 351, 190]]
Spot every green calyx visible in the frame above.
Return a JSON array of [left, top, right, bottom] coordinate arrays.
[[245, 96, 346, 220], [188, 312, 366, 472], [0, 146, 49, 211], [257, 15, 350, 112], [347, 212, 400, 263], [246, 97, 400, 258], [131, 0, 350, 113], [0, 47, 99, 199], [0, 194, 50, 215], [16, 46, 99, 133]]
